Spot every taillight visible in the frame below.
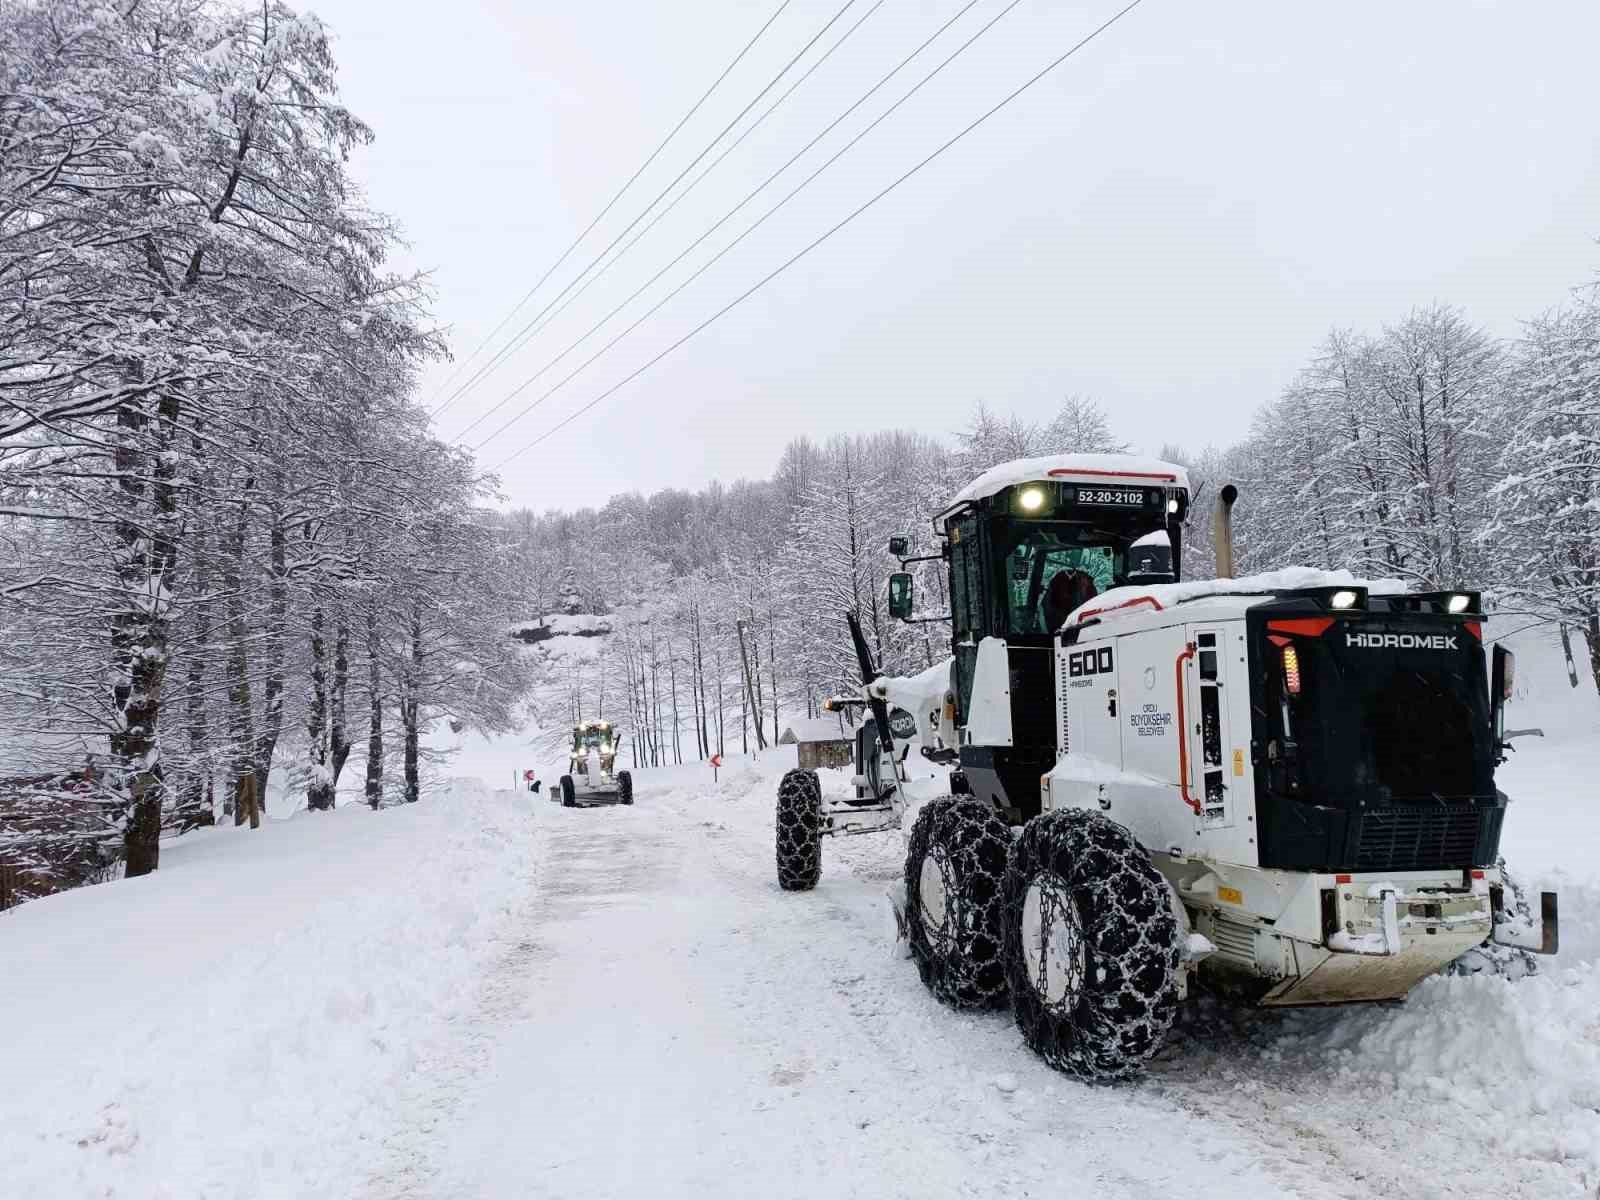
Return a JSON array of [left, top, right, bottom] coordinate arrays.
[[1281, 644, 1302, 696]]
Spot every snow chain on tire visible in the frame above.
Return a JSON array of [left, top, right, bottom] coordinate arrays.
[[904, 796, 1012, 1010], [618, 770, 634, 806], [775, 768, 823, 891], [1002, 809, 1182, 1082]]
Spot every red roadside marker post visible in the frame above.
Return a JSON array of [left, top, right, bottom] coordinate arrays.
[[710, 753, 723, 783]]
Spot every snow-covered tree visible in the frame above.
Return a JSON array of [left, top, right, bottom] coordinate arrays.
[[1484, 295, 1600, 685]]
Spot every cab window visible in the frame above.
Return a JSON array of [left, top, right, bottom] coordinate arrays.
[[1004, 529, 1119, 634], [948, 514, 985, 638]]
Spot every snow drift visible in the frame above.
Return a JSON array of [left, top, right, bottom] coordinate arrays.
[[0, 781, 538, 1200]]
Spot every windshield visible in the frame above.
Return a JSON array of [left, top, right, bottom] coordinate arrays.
[[1002, 524, 1123, 634]]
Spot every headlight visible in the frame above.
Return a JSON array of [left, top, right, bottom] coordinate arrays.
[[1329, 589, 1359, 609], [1019, 486, 1045, 512], [1447, 593, 1471, 613]]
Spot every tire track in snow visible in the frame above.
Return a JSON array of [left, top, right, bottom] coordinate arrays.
[[655, 768, 1298, 1199], [362, 792, 617, 1199]]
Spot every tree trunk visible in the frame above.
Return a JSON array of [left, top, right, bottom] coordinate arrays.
[[402, 600, 422, 802], [306, 606, 333, 811], [110, 384, 180, 876], [1584, 614, 1600, 696], [402, 699, 419, 804], [736, 619, 766, 750], [767, 602, 780, 739], [714, 640, 726, 757], [234, 772, 259, 830], [226, 500, 257, 828], [180, 503, 215, 831], [251, 494, 289, 802], [669, 643, 682, 766], [365, 602, 384, 809], [330, 608, 352, 791]]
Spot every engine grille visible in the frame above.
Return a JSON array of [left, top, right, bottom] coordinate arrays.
[[1208, 914, 1257, 968], [1353, 804, 1483, 871]]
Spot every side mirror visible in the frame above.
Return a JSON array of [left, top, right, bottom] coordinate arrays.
[[888, 572, 914, 621], [1491, 645, 1515, 751], [888, 535, 910, 559]]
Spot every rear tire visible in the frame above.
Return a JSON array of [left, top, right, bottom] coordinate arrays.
[[560, 775, 576, 807], [904, 797, 1011, 1009], [617, 770, 633, 806], [1002, 809, 1182, 1082], [775, 769, 822, 891]]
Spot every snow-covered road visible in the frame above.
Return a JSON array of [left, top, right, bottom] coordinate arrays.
[[368, 757, 1291, 1200]]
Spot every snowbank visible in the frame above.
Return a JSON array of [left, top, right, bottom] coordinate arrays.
[[0, 781, 538, 1200], [1298, 964, 1600, 1179]]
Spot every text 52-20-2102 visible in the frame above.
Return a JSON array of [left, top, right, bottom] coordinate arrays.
[[1071, 487, 1143, 506]]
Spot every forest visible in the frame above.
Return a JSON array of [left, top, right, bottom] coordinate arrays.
[[1, 0, 532, 899], [4, 0, 1600, 900]]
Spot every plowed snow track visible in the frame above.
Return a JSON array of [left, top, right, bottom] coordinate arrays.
[[367, 758, 1595, 1200]]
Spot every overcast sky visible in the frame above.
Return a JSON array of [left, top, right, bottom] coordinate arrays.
[[306, 0, 1600, 512]]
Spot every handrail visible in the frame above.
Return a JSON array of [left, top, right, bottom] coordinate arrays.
[[1175, 641, 1199, 814], [1072, 594, 1165, 625]]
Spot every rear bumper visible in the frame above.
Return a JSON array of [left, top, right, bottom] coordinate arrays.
[[1176, 864, 1552, 1006], [1262, 876, 1492, 1005]]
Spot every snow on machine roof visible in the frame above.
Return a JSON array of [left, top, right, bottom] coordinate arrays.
[[1059, 566, 1410, 633], [941, 453, 1191, 520]]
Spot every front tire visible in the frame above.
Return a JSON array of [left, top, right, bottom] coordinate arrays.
[[904, 797, 1011, 1009], [617, 770, 633, 806], [560, 775, 576, 807], [775, 769, 823, 891], [1002, 809, 1182, 1082]]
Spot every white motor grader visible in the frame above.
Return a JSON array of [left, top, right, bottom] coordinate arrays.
[[774, 453, 1558, 1081], [558, 719, 633, 807]]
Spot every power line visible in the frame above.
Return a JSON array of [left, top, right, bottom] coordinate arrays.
[[489, 0, 1149, 471], [458, 0, 981, 448], [435, 0, 863, 423], [468, 0, 1019, 451], [447, 0, 889, 444], [425, 0, 793, 416]]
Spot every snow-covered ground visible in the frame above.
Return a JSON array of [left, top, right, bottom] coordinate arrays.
[[3, 623, 1597, 1198], [0, 782, 540, 1199]]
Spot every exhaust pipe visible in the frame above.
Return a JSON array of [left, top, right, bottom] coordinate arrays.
[[1213, 483, 1238, 579]]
